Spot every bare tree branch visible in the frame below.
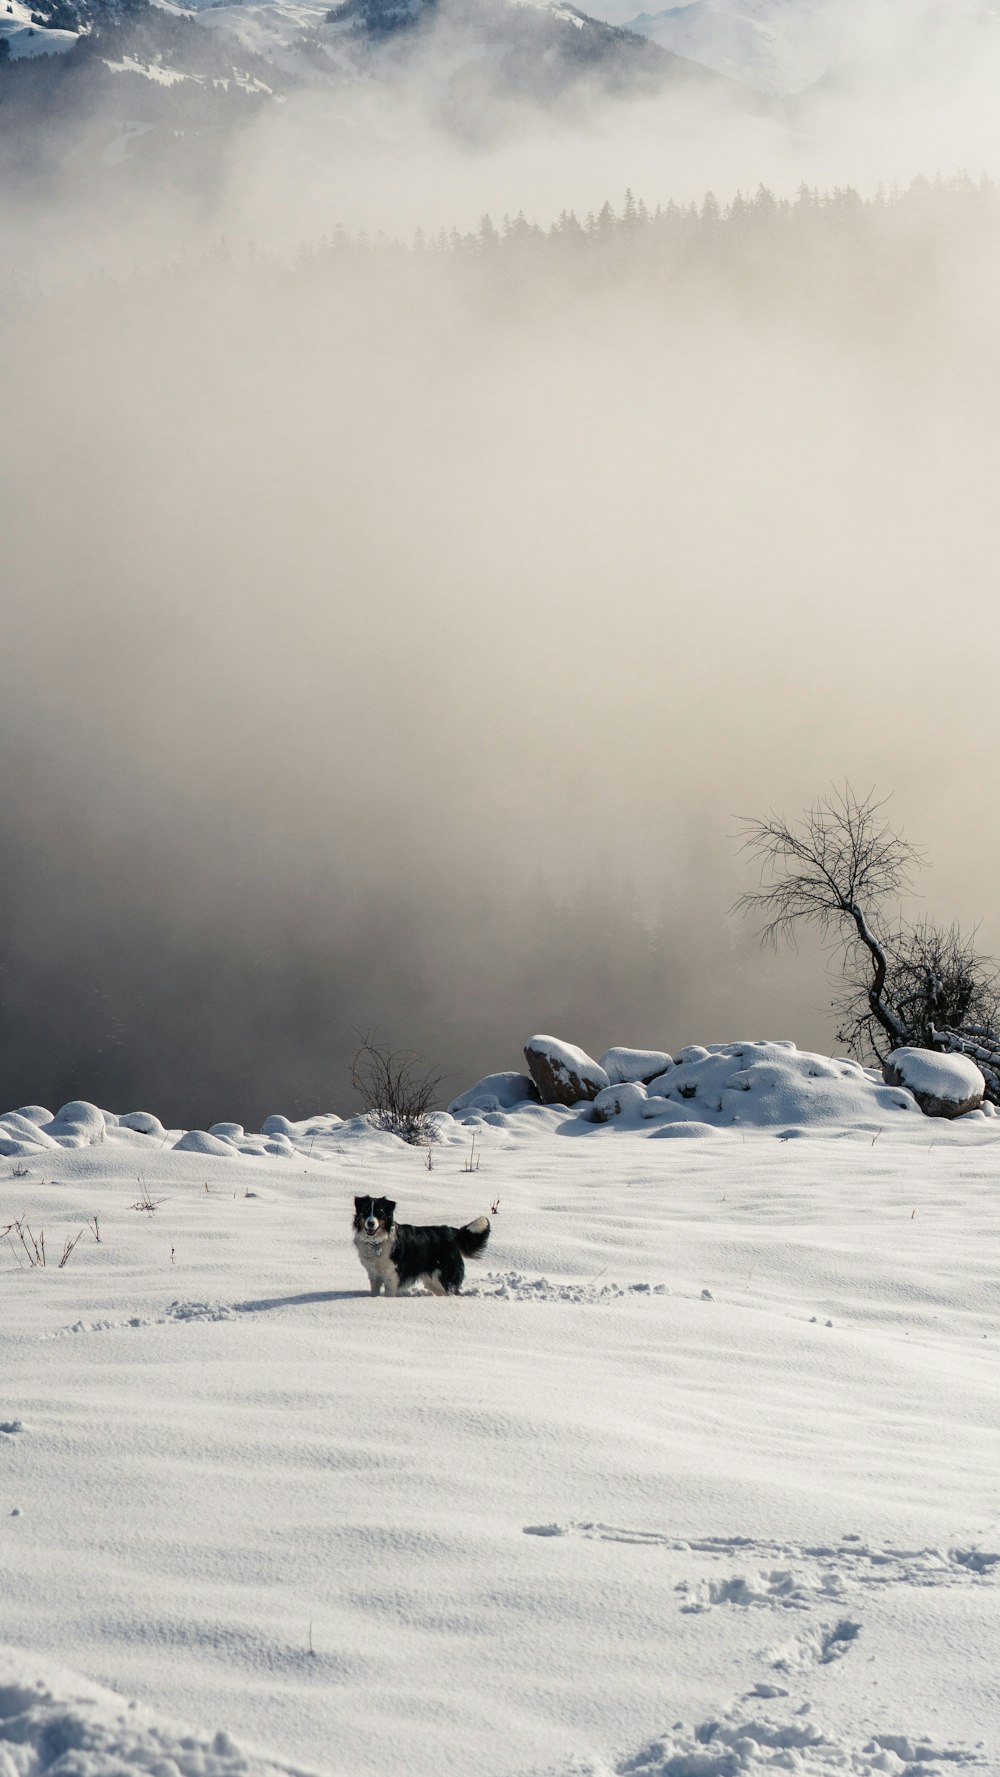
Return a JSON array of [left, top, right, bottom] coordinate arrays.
[[735, 786, 919, 1050]]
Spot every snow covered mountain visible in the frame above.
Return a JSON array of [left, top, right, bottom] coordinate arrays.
[[615, 0, 1000, 97], [0, 0, 730, 106], [622, 0, 829, 94]]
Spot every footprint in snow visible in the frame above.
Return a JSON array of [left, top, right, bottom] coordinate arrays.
[[676, 1570, 817, 1613], [768, 1618, 862, 1672], [609, 1713, 987, 1773], [0, 1422, 24, 1436], [56, 1300, 237, 1336], [164, 1300, 237, 1323], [523, 1523, 999, 1594], [468, 1272, 667, 1304]]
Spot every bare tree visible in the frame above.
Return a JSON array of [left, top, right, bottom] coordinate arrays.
[[736, 786, 1000, 1096], [350, 1031, 442, 1144], [735, 786, 918, 1054]]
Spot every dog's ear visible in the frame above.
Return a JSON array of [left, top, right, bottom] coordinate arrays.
[[383, 1199, 396, 1221], [354, 1196, 367, 1210]]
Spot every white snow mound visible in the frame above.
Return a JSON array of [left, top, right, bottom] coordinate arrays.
[[448, 1071, 539, 1113], [636, 1041, 921, 1130], [173, 1129, 238, 1156], [0, 1644, 318, 1777]]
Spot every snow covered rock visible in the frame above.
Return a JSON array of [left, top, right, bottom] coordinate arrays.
[[47, 1101, 109, 1146], [524, 1036, 610, 1105], [261, 1114, 297, 1138], [599, 1046, 673, 1085], [591, 1080, 649, 1121], [449, 1072, 541, 1114], [118, 1111, 168, 1136], [173, 1129, 237, 1156], [883, 1047, 985, 1118]]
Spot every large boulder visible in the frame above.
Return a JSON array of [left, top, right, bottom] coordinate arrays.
[[883, 1047, 985, 1118], [599, 1047, 674, 1086], [524, 1036, 609, 1106]]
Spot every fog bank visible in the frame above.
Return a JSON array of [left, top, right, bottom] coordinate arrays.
[[3, 165, 1000, 1121]]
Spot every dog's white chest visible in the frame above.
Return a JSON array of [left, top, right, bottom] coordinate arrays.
[[354, 1231, 399, 1293]]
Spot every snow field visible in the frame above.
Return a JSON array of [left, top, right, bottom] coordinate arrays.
[[1, 1097, 999, 1776]]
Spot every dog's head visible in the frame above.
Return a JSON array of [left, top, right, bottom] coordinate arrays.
[[353, 1195, 396, 1239]]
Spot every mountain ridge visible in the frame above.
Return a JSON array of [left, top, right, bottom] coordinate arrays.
[[0, 0, 752, 170]]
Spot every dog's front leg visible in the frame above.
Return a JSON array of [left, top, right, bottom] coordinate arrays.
[[368, 1275, 384, 1296]]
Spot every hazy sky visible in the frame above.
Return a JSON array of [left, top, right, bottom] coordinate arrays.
[[3, 6, 1000, 1122]]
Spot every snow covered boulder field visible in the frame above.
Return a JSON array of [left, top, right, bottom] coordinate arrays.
[[490, 1037, 998, 1135], [2, 1047, 999, 1777]]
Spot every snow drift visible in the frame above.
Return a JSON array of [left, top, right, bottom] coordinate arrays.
[[0, 1646, 318, 1777]]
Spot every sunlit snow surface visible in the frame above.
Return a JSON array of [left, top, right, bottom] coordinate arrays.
[[2, 1046, 998, 1776]]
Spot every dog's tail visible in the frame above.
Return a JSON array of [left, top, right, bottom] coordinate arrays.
[[456, 1215, 491, 1259]]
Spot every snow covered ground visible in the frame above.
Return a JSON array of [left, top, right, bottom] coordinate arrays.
[[2, 1052, 999, 1776]]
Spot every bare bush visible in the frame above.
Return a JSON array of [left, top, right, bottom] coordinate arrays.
[[350, 1032, 442, 1144], [2, 1219, 85, 1268], [58, 1231, 84, 1268], [131, 1176, 164, 1212]]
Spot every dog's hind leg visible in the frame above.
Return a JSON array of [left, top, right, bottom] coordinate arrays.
[[424, 1273, 448, 1296]]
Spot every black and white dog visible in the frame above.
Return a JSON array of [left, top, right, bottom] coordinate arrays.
[[353, 1195, 491, 1296]]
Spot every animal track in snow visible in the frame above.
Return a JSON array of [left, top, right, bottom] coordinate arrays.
[[468, 1272, 667, 1304], [768, 1618, 861, 1672], [608, 1712, 987, 1773], [59, 1316, 153, 1336], [0, 1421, 24, 1436], [524, 1523, 999, 1595], [164, 1299, 237, 1323], [676, 1570, 819, 1613], [57, 1300, 237, 1336]]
